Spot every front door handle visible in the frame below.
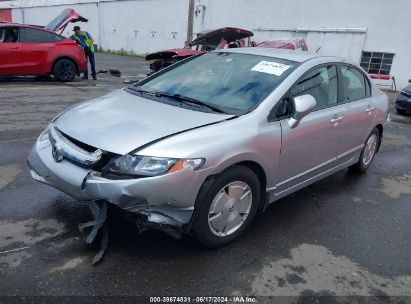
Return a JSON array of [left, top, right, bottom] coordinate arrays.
[[330, 115, 343, 125], [366, 105, 377, 114], [9, 46, 20, 49]]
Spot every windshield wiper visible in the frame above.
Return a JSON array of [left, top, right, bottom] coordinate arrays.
[[128, 85, 157, 95], [128, 86, 230, 115], [155, 92, 229, 114]]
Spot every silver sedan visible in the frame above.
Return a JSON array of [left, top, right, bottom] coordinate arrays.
[[28, 48, 389, 247]]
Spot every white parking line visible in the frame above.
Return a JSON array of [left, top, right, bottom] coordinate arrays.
[[0, 85, 106, 91], [0, 246, 30, 255], [0, 137, 37, 143], [121, 75, 142, 78]]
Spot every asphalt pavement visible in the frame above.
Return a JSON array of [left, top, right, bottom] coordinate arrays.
[[0, 53, 410, 303]]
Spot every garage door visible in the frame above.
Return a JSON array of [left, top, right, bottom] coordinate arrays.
[[0, 9, 12, 22]]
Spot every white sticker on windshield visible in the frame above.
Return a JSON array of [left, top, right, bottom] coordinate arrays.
[[251, 61, 291, 76]]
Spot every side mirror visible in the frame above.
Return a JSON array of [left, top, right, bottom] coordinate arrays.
[[288, 95, 316, 129], [408, 79, 411, 83]]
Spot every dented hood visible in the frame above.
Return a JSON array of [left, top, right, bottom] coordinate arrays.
[[54, 89, 232, 155]]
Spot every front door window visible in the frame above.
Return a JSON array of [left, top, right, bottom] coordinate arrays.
[[289, 65, 338, 110], [276, 65, 342, 195]]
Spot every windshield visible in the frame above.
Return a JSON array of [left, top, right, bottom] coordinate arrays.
[[135, 52, 299, 115]]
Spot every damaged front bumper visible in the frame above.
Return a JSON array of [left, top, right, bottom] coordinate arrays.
[[27, 136, 212, 233]]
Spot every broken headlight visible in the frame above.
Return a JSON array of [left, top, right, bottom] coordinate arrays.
[[107, 155, 204, 177]]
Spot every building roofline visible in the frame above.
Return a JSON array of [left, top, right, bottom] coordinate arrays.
[[214, 47, 342, 63]]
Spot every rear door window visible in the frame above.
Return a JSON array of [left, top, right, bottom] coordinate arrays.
[[0, 27, 19, 43], [340, 65, 371, 102], [20, 28, 64, 43]]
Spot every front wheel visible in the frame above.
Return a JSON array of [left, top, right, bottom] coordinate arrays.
[[349, 128, 380, 173], [192, 165, 261, 248], [53, 58, 77, 82]]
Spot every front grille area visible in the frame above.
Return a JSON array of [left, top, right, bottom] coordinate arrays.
[[93, 152, 117, 172], [59, 130, 99, 153], [53, 127, 117, 171]]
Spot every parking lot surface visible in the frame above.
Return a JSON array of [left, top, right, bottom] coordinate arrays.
[[0, 53, 410, 302]]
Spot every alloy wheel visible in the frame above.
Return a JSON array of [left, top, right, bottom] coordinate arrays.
[[363, 133, 378, 166], [208, 181, 253, 237], [57, 61, 76, 81]]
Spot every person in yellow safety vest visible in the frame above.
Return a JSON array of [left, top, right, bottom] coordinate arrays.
[[70, 26, 97, 80]]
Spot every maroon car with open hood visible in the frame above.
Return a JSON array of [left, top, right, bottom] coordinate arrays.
[[146, 27, 255, 73]]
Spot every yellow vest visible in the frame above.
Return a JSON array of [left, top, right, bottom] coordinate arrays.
[[73, 31, 94, 52]]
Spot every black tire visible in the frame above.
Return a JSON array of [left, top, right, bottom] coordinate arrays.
[[349, 128, 380, 173], [53, 58, 77, 82], [192, 165, 261, 248], [396, 108, 406, 115]]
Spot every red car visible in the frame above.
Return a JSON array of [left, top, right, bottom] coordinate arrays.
[[0, 9, 87, 82]]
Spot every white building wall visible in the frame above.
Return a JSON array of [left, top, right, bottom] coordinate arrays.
[[8, 0, 189, 53], [99, 0, 189, 54], [11, 2, 99, 40], [2, 0, 411, 88], [193, 0, 411, 88]]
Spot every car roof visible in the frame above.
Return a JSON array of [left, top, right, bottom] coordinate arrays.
[[215, 47, 342, 63], [0, 22, 56, 33]]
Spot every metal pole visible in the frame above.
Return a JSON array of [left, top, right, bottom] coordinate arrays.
[[186, 0, 195, 45], [97, 0, 102, 51]]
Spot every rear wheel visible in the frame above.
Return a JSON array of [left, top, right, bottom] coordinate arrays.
[[53, 58, 77, 82], [192, 166, 261, 248], [349, 128, 380, 173]]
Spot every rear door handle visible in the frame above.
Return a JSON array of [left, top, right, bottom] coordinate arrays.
[[9, 46, 20, 49]]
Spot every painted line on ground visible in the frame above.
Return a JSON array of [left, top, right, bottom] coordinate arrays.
[[0, 137, 37, 143], [0, 246, 30, 255]]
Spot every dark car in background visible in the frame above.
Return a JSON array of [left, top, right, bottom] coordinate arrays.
[[0, 9, 87, 81], [396, 80, 411, 115]]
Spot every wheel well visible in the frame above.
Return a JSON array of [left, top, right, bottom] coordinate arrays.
[[52, 56, 80, 76], [375, 124, 383, 152], [184, 160, 269, 234], [234, 161, 268, 212]]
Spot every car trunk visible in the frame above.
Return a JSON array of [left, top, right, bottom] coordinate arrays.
[[46, 8, 88, 34]]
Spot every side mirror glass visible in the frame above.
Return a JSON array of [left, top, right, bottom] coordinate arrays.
[[288, 94, 317, 129]]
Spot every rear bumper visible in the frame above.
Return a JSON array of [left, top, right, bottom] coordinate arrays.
[[77, 56, 87, 73], [27, 138, 212, 227], [76, 48, 87, 73]]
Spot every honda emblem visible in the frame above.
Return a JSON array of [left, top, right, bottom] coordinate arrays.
[[52, 145, 64, 162]]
